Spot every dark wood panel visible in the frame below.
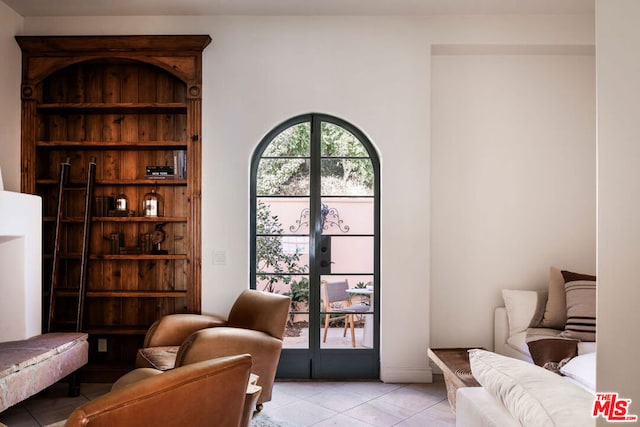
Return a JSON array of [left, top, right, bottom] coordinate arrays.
[[19, 35, 208, 371]]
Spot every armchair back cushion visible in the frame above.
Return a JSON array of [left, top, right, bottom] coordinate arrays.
[[65, 355, 252, 427], [143, 313, 226, 348], [227, 289, 291, 340]]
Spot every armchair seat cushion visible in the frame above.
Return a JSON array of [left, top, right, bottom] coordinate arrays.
[[136, 346, 179, 370]]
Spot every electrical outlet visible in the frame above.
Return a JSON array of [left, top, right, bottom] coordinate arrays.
[[98, 338, 107, 353]]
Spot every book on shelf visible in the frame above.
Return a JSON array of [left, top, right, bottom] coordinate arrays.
[[174, 150, 187, 179], [146, 165, 175, 179], [143, 152, 186, 180]]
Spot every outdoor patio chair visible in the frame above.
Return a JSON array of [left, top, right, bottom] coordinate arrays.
[[321, 279, 371, 347]]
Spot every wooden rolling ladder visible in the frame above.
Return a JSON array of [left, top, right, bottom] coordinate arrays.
[[47, 157, 96, 334]]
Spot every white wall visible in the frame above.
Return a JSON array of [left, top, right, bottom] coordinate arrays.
[[0, 191, 42, 341], [12, 13, 594, 382], [596, 0, 640, 420], [431, 47, 596, 350], [0, 1, 22, 192]]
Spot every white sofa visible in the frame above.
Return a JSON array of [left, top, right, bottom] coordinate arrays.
[[456, 350, 595, 427], [455, 282, 598, 426]]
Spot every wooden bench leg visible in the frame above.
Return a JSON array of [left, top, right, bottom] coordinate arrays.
[[68, 371, 81, 397]]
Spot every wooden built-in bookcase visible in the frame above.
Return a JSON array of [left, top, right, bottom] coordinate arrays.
[[17, 35, 211, 379]]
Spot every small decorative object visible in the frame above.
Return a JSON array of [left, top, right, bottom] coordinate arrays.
[[151, 223, 168, 254], [142, 189, 163, 217], [139, 232, 153, 254], [115, 193, 129, 212], [94, 196, 115, 217], [109, 232, 124, 255]]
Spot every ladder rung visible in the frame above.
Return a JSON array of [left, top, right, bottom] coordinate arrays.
[[61, 184, 87, 191], [48, 158, 96, 334], [53, 289, 80, 297]]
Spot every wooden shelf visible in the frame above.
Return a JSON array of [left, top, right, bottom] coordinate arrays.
[[43, 216, 187, 223], [86, 290, 186, 298], [93, 216, 187, 223], [37, 102, 187, 113], [36, 178, 187, 186], [93, 254, 188, 260], [46, 253, 187, 260], [37, 140, 188, 149]]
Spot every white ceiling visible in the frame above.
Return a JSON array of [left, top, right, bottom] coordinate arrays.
[[2, 0, 594, 17]]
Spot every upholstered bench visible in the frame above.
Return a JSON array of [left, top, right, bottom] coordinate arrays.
[[0, 333, 88, 411]]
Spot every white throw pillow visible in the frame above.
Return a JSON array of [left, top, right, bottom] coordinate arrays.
[[502, 289, 547, 337], [560, 352, 596, 393], [469, 349, 595, 427]]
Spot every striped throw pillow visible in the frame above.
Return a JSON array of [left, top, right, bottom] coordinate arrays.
[[560, 280, 596, 341]]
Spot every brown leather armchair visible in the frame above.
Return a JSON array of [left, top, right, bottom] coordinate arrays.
[[64, 355, 252, 427], [136, 289, 291, 407]]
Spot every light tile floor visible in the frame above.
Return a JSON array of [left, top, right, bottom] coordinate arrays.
[[0, 375, 454, 426]]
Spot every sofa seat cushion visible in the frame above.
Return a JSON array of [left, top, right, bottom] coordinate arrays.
[[469, 349, 595, 427], [506, 331, 529, 357], [136, 346, 179, 370]]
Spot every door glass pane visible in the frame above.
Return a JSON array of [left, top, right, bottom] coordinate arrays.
[[255, 236, 309, 276], [263, 122, 310, 157], [319, 275, 374, 349], [320, 158, 373, 196], [320, 122, 369, 157], [269, 274, 309, 349], [320, 197, 373, 235], [283, 313, 309, 348], [257, 197, 310, 235], [256, 158, 309, 196], [327, 236, 373, 274]]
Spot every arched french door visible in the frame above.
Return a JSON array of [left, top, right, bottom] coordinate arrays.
[[250, 114, 380, 379]]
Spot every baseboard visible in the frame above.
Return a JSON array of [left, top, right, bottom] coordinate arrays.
[[380, 365, 433, 383]]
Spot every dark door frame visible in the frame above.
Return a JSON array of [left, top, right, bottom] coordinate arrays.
[[250, 113, 380, 379]]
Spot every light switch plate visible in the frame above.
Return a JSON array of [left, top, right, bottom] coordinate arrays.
[[213, 250, 226, 265]]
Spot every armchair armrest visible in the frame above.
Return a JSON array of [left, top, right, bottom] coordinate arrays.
[[144, 314, 227, 347]]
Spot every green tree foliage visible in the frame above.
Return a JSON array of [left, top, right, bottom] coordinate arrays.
[[257, 121, 374, 196], [256, 200, 307, 292]]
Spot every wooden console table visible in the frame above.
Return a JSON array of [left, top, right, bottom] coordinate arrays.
[[428, 348, 481, 412]]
